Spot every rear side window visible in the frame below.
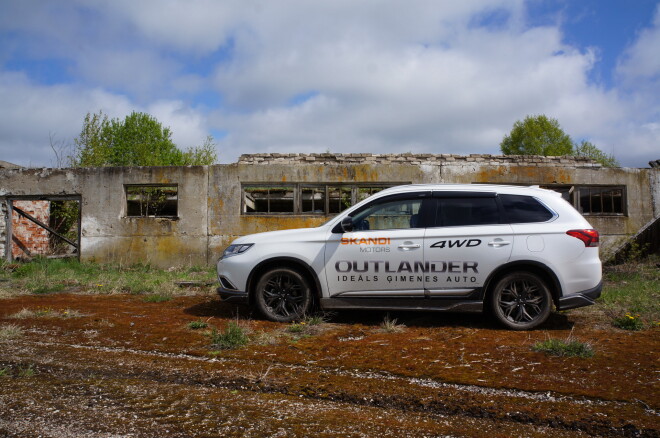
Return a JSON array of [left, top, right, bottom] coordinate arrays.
[[500, 194, 554, 223], [434, 197, 500, 227]]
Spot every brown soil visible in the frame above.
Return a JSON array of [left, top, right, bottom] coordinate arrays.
[[1, 293, 658, 437]]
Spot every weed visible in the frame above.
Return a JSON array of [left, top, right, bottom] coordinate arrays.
[[0, 368, 8, 377], [252, 330, 280, 346], [9, 308, 38, 319], [18, 365, 35, 377], [613, 312, 645, 331], [143, 293, 172, 303], [532, 337, 594, 358], [287, 323, 305, 333], [380, 314, 405, 333], [0, 324, 24, 340], [208, 322, 249, 350], [61, 308, 83, 318], [304, 314, 328, 325], [187, 320, 208, 330]]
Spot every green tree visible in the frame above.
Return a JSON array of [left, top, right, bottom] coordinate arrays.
[[71, 111, 217, 167], [574, 140, 619, 167], [500, 114, 619, 167], [500, 115, 574, 156]]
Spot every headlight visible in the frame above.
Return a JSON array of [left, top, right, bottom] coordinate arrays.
[[221, 243, 254, 259]]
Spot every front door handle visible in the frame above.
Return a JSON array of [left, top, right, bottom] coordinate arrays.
[[398, 241, 421, 251], [488, 240, 511, 248]]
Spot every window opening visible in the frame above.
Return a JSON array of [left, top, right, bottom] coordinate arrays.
[[242, 183, 402, 215], [243, 186, 295, 214], [126, 185, 178, 217]]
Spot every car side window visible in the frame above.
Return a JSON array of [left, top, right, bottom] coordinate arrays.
[[500, 194, 554, 223], [434, 197, 500, 227], [351, 197, 423, 231]]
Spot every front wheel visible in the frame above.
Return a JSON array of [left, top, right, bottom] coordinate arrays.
[[254, 268, 312, 322], [490, 272, 552, 330]]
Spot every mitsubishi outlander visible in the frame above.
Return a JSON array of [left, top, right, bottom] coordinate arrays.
[[217, 184, 602, 330]]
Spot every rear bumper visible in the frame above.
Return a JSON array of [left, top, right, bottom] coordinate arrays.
[[557, 281, 602, 310], [216, 287, 249, 304]]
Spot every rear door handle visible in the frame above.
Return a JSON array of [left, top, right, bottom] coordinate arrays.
[[398, 241, 421, 251], [488, 240, 511, 248]]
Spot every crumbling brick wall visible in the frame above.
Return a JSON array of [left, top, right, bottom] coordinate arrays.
[[12, 200, 50, 258]]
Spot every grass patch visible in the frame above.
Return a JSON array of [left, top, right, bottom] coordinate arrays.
[[612, 313, 645, 331], [0, 324, 24, 340], [187, 320, 208, 330], [600, 256, 659, 328], [143, 293, 172, 303], [532, 337, 594, 358], [0, 257, 216, 297], [208, 322, 249, 350], [286, 323, 305, 333]]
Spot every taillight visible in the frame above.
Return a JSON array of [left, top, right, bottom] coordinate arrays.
[[567, 229, 599, 247]]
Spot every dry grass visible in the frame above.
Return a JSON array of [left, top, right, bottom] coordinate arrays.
[[0, 323, 24, 340], [9, 308, 84, 319]]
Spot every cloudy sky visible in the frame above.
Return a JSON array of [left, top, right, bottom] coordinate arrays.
[[1, 0, 658, 168]]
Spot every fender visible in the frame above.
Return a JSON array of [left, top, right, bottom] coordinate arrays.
[[482, 260, 563, 305]]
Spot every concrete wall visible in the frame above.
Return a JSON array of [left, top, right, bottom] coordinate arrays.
[[1, 154, 658, 267]]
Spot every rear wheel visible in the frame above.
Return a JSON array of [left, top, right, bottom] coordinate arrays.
[[254, 268, 312, 322], [490, 272, 552, 330]]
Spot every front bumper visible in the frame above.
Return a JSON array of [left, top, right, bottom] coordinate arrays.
[[557, 281, 602, 310], [216, 286, 249, 304]]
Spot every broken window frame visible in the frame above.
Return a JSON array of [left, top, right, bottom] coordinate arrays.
[[125, 184, 179, 218], [4, 195, 82, 262], [539, 184, 627, 216], [241, 183, 406, 215], [473, 183, 628, 217]]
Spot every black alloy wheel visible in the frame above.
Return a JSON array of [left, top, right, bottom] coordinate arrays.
[[254, 268, 312, 322], [490, 272, 552, 330]]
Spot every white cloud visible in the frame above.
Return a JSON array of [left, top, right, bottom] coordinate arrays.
[[0, 72, 209, 166], [617, 5, 660, 84], [147, 100, 208, 149], [1, 1, 658, 167]]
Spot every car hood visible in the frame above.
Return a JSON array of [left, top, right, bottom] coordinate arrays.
[[231, 226, 329, 245]]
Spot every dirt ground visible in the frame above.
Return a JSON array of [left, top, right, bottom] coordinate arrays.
[[0, 292, 658, 437]]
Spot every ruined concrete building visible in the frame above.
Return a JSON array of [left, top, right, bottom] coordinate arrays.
[[1, 153, 658, 267]]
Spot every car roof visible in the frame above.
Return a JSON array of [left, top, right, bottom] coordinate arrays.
[[376, 183, 559, 197]]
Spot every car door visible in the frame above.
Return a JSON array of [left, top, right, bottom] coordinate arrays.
[[324, 192, 431, 298], [423, 192, 513, 296]]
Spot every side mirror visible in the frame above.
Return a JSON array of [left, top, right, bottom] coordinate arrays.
[[340, 216, 354, 233]]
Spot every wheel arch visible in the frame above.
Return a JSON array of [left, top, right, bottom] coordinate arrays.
[[246, 257, 322, 305], [483, 260, 562, 308]]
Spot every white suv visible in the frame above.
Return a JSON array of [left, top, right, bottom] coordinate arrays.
[[217, 184, 602, 329]]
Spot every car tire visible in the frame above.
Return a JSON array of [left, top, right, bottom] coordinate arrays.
[[254, 267, 312, 322], [490, 271, 552, 330]]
